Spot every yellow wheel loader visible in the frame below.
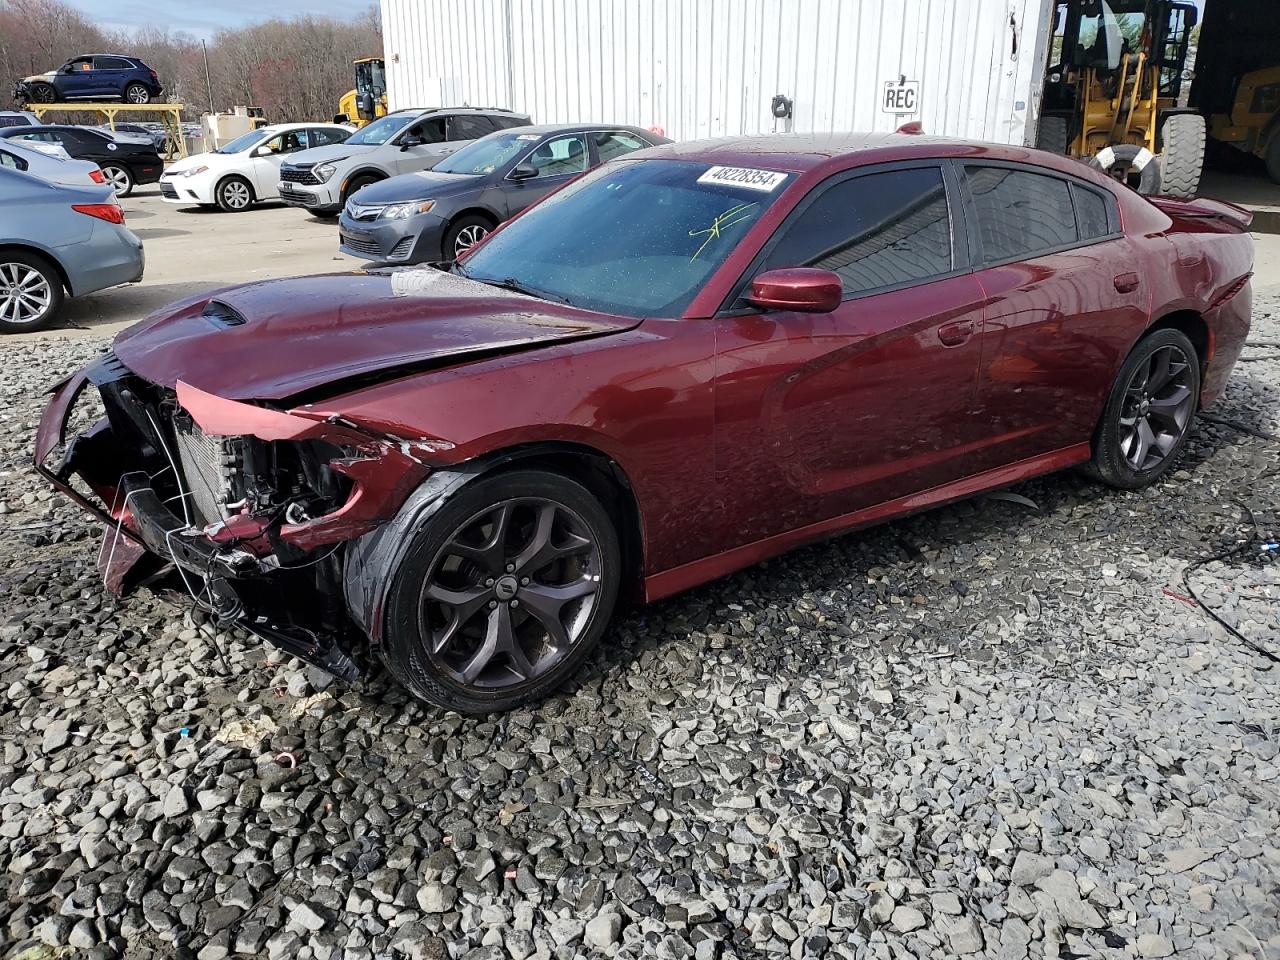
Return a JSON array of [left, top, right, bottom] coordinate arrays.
[[336, 57, 387, 128], [1209, 65, 1280, 183], [1038, 0, 1204, 198]]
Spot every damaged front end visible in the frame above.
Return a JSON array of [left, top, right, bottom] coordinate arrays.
[[33, 352, 441, 680]]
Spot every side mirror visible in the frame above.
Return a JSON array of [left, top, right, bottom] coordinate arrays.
[[399, 133, 423, 150], [745, 267, 842, 313], [510, 163, 538, 181]]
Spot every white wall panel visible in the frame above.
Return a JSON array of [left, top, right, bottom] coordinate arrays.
[[380, 0, 1050, 144]]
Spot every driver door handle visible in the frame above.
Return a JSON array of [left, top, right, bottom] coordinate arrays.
[[938, 320, 975, 346]]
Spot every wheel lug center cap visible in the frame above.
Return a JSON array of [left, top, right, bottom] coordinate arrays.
[[493, 575, 519, 601]]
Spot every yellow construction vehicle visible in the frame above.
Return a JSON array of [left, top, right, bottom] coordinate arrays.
[[1209, 65, 1280, 183], [336, 57, 387, 127], [1038, 0, 1204, 197]]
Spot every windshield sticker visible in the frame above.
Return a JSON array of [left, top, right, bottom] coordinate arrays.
[[688, 202, 758, 261], [696, 165, 788, 192]]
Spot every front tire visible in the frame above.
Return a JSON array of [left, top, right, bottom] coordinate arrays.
[[1089, 329, 1200, 489], [1036, 116, 1069, 154], [124, 83, 152, 104], [215, 176, 254, 212], [444, 214, 494, 260], [100, 163, 133, 198], [28, 82, 56, 104], [381, 469, 621, 714], [341, 175, 381, 205], [0, 252, 64, 333]]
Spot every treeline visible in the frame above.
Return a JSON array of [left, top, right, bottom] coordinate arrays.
[[0, 0, 381, 121]]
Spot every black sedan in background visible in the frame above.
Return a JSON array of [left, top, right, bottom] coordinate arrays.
[[0, 124, 162, 197], [338, 124, 667, 263]]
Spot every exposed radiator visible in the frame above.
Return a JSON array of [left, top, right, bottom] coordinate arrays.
[[171, 417, 236, 525]]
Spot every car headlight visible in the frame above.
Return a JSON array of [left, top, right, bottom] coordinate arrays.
[[380, 200, 435, 220], [182, 165, 209, 177], [313, 159, 346, 183]]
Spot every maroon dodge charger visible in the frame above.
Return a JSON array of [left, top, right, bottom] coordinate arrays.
[[36, 132, 1254, 713]]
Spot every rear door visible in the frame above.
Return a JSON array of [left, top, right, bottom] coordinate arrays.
[[589, 130, 652, 166], [506, 133, 590, 216], [960, 162, 1146, 472], [93, 56, 132, 98], [713, 162, 990, 548]]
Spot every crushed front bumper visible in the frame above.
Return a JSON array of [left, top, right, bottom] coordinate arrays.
[[33, 358, 434, 681]]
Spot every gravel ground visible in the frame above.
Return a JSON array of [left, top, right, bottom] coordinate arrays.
[[0, 288, 1277, 960]]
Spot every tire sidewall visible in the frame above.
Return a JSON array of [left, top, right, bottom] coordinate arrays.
[[381, 469, 621, 714], [444, 215, 493, 260], [102, 164, 132, 198], [217, 176, 253, 212], [1091, 328, 1200, 488], [342, 176, 380, 206], [124, 83, 150, 104], [0, 251, 64, 333], [1089, 144, 1161, 194]]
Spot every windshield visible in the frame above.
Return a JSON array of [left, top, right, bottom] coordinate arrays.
[[216, 130, 269, 154], [459, 159, 791, 318], [434, 132, 533, 175], [346, 113, 416, 146]]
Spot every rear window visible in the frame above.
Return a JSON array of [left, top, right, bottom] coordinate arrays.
[[0, 115, 34, 129], [965, 165, 1077, 262]]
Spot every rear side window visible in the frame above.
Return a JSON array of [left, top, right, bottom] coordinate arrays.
[[761, 167, 954, 296], [1072, 183, 1115, 239], [595, 131, 648, 162], [310, 127, 348, 146], [94, 57, 133, 70], [0, 148, 27, 171], [965, 166, 1077, 262], [491, 115, 530, 130], [447, 115, 496, 140]]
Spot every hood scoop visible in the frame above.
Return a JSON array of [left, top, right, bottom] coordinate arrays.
[[203, 300, 248, 329]]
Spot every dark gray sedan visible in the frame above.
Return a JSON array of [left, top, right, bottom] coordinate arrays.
[[337, 124, 667, 264]]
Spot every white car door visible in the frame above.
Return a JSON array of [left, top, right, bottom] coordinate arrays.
[[248, 130, 308, 199]]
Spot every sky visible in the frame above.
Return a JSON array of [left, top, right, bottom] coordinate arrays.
[[62, 0, 366, 37]]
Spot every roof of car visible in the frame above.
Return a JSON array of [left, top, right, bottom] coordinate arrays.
[[390, 106, 529, 116], [500, 123, 655, 135], [635, 131, 1093, 177], [74, 53, 142, 60]]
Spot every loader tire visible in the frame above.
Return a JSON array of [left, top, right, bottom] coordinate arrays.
[[1036, 116, 1069, 154], [1160, 113, 1206, 199], [1090, 143, 1161, 195]]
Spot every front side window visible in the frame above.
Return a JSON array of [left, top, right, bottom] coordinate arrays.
[[345, 113, 418, 146], [761, 167, 954, 295], [526, 135, 588, 177], [595, 131, 649, 162], [460, 159, 791, 317], [404, 118, 445, 144], [965, 166, 1077, 262]]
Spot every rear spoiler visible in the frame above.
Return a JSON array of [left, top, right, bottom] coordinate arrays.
[[1149, 195, 1254, 231]]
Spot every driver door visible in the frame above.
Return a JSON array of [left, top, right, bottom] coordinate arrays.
[[249, 130, 306, 196], [391, 117, 446, 174], [506, 134, 590, 217], [712, 162, 990, 549], [57, 58, 96, 99]]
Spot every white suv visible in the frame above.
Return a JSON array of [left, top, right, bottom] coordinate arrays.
[[277, 107, 530, 215]]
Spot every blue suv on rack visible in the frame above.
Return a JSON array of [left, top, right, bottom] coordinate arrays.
[[14, 54, 163, 105]]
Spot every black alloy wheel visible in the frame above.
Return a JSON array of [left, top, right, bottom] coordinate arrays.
[[1089, 328, 1200, 488], [382, 469, 620, 713]]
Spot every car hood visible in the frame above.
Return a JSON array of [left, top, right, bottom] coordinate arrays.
[[24, 71, 56, 81], [112, 268, 640, 402], [284, 143, 372, 167], [351, 170, 483, 205]]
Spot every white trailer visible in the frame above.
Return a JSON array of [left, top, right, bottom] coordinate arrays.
[[379, 0, 1056, 146]]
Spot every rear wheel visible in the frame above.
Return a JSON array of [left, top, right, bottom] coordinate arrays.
[[1160, 113, 1206, 199], [123, 83, 152, 104], [0, 252, 64, 333], [100, 163, 133, 198], [1036, 116, 1069, 154], [215, 176, 254, 212], [444, 214, 494, 260], [381, 469, 621, 714], [1089, 329, 1200, 489]]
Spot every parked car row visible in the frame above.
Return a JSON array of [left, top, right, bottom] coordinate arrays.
[[0, 123, 162, 196]]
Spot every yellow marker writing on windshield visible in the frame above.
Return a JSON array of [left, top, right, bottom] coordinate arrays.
[[688, 202, 757, 261]]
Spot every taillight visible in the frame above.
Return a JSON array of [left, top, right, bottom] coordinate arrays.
[[150, 70, 158, 79], [89, 169, 106, 184], [73, 203, 125, 224]]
